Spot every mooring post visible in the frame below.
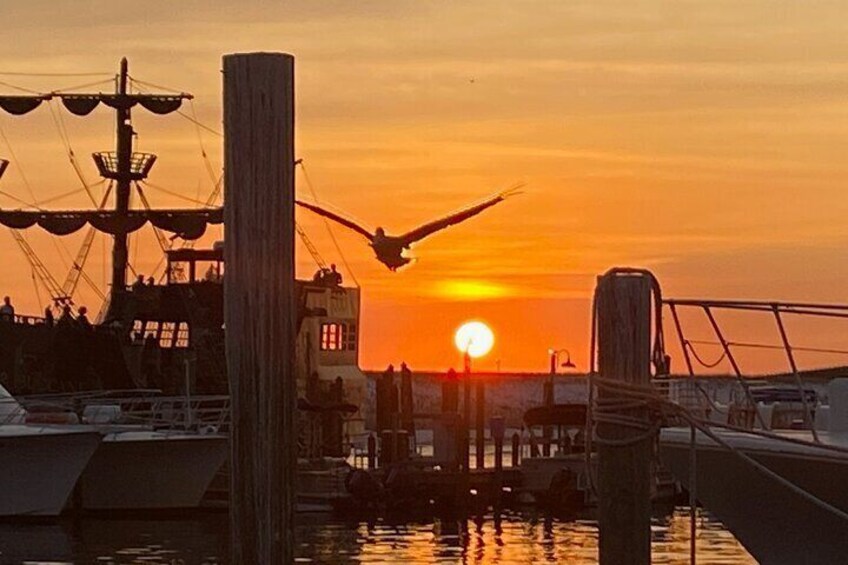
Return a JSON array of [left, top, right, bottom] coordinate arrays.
[[595, 270, 654, 565], [367, 433, 377, 469], [511, 431, 521, 467], [475, 379, 486, 469], [491, 417, 505, 472], [224, 52, 296, 565], [542, 379, 553, 457], [462, 354, 472, 473]]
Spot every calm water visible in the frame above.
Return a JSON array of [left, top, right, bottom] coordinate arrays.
[[0, 508, 754, 564]]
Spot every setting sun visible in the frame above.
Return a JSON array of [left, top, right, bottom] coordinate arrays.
[[454, 321, 495, 359]]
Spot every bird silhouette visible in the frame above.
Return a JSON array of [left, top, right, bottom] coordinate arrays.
[[295, 187, 521, 271]]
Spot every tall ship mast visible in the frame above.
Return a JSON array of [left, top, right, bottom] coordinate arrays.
[[0, 60, 368, 443]]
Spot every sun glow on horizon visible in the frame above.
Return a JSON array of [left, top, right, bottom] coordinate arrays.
[[434, 279, 512, 301], [454, 320, 495, 359]]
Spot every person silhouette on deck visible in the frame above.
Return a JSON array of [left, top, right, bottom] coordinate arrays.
[[0, 296, 14, 321], [43, 307, 54, 327], [328, 264, 343, 286], [57, 305, 74, 327], [76, 306, 92, 330]]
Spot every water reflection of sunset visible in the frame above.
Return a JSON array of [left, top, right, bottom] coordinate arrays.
[[295, 508, 754, 564]]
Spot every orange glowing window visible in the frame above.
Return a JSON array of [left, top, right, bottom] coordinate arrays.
[[320, 323, 357, 352]]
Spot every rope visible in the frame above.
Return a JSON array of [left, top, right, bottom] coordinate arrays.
[[30, 266, 43, 312], [50, 78, 114, 94], [188, 99, 223, 186], [0, 188, 41, 209], [46, 99, 99, 206], [0, 71, 111, 77], [141, 180, 215, 206], [590, 374, 848, 525], [129, 77, 187, 95], [689, 338, 848, 357], [0, 80, 41, 94], [685, 341, 727, 369], [298, 161, 360, 287]]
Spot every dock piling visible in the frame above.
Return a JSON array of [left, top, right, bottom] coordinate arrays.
[[595, 270, 654, 565], [224, 52, 297, 565], [511, 432, 521, 467], [475, 379, 486, 469]]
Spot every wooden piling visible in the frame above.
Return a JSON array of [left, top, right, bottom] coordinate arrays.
[[491, 417, 505, 472], [595, 270, 653, 565], [475, 379, 486, 469], [542, 380, 553, 457], [511, 432, 521, 467], [367, 433, 377, 469], [224, 52, 296, 565]]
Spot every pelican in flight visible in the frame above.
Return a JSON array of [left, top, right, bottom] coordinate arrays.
[[296, 187, 521, 271]]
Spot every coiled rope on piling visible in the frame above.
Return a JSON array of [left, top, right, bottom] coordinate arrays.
[[584, 269, 848, 564]]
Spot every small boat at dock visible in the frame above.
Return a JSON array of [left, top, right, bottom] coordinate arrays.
[[661, 379, 848, 564]]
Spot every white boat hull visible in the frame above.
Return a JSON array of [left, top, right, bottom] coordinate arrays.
[[661, 428, 848, 565], [77, 433, 228, 510], [0, 427, 101, 516]]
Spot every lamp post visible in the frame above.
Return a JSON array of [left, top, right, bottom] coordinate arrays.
[[544, 348, 576, 456], [454, 321, 494, 472]]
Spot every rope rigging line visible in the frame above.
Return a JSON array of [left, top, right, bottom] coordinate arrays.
[[140, 180, 216, 206], [0, 80, 40, 94], [188, 99, 221, 185], [0, 122, 76, 303], [0, 123, 39, 204], [45, 99, 99, 207], [49, 78, 114, 94], [131, 78, 222, 138], [0, 71, 112, 77], [128, 76, 186, 95], [298, 161, 360, 287], [60, 183, 113, 303], [688, 338, 848, 357], [685, 340, 727, 369], [0, 188, 42, 209], [30, 266, 43, 313], [135, 183, 172, 254]]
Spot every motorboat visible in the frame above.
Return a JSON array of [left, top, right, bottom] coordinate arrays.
[[0, 386, 101, 516], [660, 378, 848, 564]]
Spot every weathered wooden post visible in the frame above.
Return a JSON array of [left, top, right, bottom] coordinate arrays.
[[400, 363, 415, 435], [511, 431, 521, 467], [490, 417, 505, 472], [462, 354, 472, 473], [475, 378, 486, 469], [595, 270, 654, 565], [224, 52, 296, 565], [367, 433, 377, 469], [542, 378, 554, 457]]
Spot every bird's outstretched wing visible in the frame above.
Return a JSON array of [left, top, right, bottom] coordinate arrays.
[[398, 185, 522, 246], [295, 200, 374, 242]]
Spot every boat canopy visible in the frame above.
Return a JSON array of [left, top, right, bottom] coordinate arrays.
[[0, 94, 189, 117], [0, 208, 222, 240]]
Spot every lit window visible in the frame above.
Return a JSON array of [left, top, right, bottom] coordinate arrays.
[[174, 322, 190, 348], [144, 321, 159, 339], [320, 322, 357, 352], [159, 322, 176, 348]]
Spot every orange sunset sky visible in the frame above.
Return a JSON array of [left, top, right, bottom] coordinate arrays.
[[1, 2, 847, 373]]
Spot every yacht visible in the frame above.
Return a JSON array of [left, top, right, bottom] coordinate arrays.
[[660, 378, 848, 564], [0, 386, 101, 516]]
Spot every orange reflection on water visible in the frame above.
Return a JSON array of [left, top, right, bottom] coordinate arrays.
[[327, 508, 754, 564]]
